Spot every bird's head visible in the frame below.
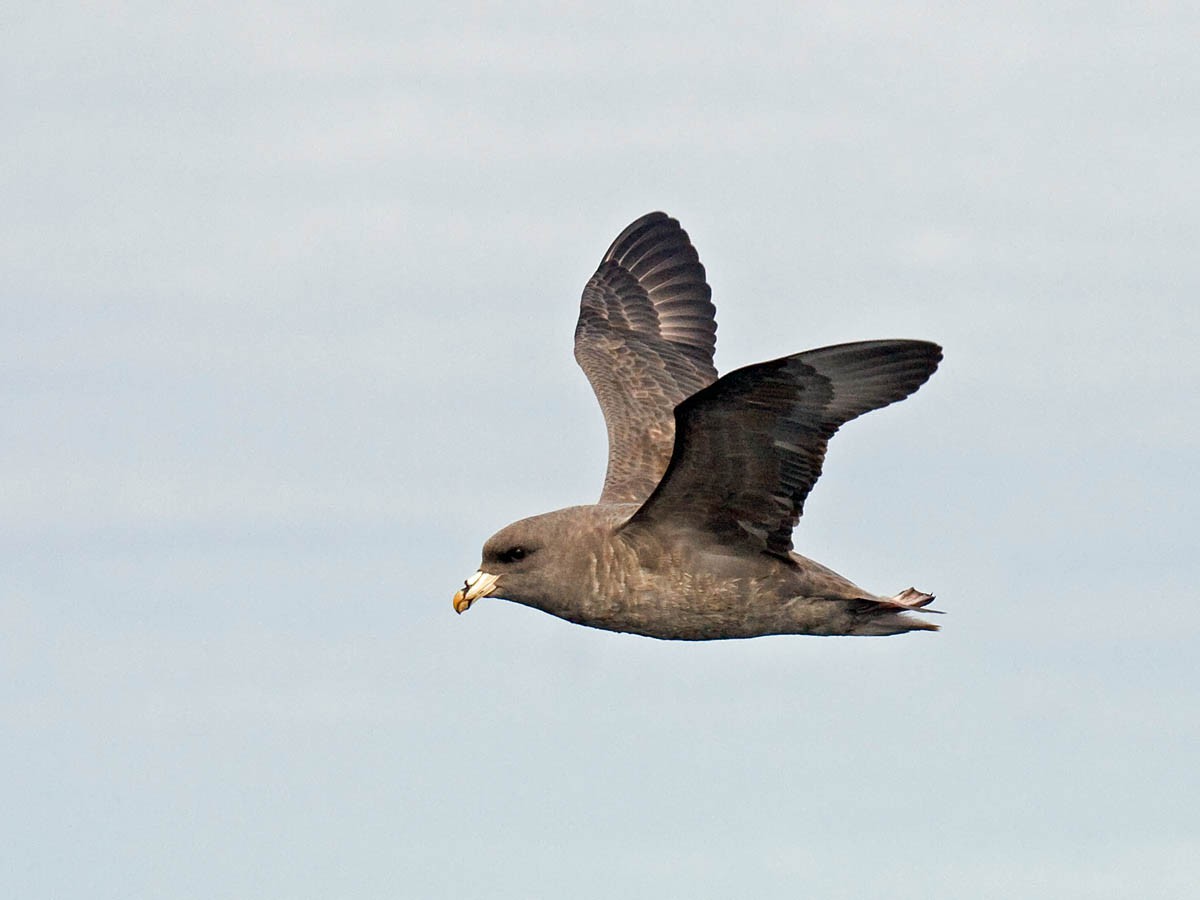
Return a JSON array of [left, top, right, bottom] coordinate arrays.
[[452, 511, 574, 615]]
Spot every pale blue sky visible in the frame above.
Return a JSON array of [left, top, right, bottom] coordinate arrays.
[[4, 3, 1198, 898]]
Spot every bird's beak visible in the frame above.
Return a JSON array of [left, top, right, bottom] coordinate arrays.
[[453, 570, 500, 614]]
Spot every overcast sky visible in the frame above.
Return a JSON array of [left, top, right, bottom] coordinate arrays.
[[5, 3, 1198, 898]]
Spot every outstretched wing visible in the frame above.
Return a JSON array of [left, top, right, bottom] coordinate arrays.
[[574, 212, 718, 504], [626, 340, 942, 558]]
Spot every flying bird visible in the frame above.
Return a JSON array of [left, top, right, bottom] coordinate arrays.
[[453, 212, 942, 640]]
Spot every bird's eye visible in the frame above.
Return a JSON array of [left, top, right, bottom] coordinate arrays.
[[498, 546, 527, 563]]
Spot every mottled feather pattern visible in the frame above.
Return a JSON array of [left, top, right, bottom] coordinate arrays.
[[574, 212, 718, 504]]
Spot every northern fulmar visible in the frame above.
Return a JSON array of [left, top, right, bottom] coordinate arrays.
[[453, 212, 942, 640]]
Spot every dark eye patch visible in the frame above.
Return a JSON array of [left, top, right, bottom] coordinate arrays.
[[497, 546, 527, 564]]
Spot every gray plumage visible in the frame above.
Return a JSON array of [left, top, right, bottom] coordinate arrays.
[[575, 212, 717, 504], [453, 211, 942, 640]]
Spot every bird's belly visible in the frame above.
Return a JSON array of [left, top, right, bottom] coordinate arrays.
[[568, 571, 800, 641]]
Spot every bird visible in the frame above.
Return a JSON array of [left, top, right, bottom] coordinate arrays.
[[452, 211, 942, 640]]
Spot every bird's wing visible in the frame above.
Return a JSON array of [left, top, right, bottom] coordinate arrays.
[[574, 212, 718, 505], [625, 340, 942, 558]]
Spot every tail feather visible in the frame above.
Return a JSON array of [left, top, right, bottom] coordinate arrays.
[[889, 587, 941, 612], [847, 587, 941, 635]]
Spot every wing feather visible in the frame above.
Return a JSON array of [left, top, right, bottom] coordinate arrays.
[[574, 212, 718, 504], [626, 340, 942, 557]]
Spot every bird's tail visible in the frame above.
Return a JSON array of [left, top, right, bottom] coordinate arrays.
[[848, 587, 941, 635]]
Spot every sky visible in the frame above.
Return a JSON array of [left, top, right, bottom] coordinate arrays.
[[4, 2, 1198, 898]]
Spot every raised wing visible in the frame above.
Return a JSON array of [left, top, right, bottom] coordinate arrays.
[[626, 340, 942, 558], [574, 212, 718, 504]]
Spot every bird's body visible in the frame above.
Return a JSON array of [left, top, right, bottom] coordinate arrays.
[[454, 212, 942, 640], [475, 504, 936, 640]]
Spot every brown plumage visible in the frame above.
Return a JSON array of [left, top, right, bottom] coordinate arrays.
[[574, 213, 718, 504], [453, 212, 942, 640]]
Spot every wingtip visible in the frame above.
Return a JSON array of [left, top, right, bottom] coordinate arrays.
[[602, 211, 675, 261]]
